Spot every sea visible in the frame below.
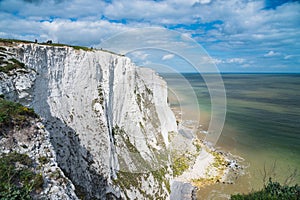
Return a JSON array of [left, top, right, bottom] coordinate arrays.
[[162, 73, 300, 199]]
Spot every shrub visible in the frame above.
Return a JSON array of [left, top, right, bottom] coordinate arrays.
[[171, 156, 189, 177], [0, 47, 7, 52], [231, 178, 300, 200], [8, 58, 25, 68], [0, 58, 26, 74], [38, 156, 49, 165], [0, 99, 38, 132], [71, 45, 92, 51], [0, 152, 44, 199]]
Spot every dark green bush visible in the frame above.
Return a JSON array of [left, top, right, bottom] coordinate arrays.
[[0, 98, 38, 131], [231, 178, 300, 200], [0, 47, 7, 52], [8, 58, 25, 68], [0, 152, 44, 199], [71, 45, 92, 51], [0, 58, 26, 74], [38, 156, 49, 165]]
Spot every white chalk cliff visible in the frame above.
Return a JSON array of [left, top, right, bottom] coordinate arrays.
[[0, 42, 178, 199]]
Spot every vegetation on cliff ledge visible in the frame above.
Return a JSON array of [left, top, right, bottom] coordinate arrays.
[[0, 98, 38, 133], [171, 155, 189, 177], [0, 152, 44, 199], [0, 44, 26, 74], [0, 58, 26, 74]]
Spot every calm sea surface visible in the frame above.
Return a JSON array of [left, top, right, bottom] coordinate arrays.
[[162, 73, 300, 199]]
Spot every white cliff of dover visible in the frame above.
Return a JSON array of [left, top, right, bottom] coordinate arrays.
[[0, 43, 178, 199]]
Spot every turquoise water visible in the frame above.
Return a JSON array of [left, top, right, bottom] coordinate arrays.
[[163, 73, 300, 198]]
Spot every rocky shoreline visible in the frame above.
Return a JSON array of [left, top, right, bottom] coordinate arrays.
[[170, 137, 245, 199], [169, 108, 245, 199], [206, 142, 245, 184]]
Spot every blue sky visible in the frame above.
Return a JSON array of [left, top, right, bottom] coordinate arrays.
[[0, 0, 299, 72]]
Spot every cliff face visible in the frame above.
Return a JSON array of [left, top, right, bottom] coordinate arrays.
[[0, 43, 177, 199]]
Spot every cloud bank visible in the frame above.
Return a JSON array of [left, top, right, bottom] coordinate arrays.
[[0, 0, 299, 72]]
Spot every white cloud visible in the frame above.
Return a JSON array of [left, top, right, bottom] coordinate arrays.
[[162, 54, 174, 60], [211, 58, 223, 64], [210, 57, 245, 64], [226, 58, 245, 64], [264, 51, 280, 57], [0, 0, 299, 71], [129, 51, 149, 60]]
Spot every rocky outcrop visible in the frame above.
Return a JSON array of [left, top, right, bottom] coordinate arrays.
[[0, 114, 78, 199], [0, 42, 177, 199]]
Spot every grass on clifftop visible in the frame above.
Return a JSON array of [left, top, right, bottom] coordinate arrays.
[[0, 38, 124, 55], [40, 42, 93, 51], [0, 38, 92, 51], [0, 38, 33, 45]]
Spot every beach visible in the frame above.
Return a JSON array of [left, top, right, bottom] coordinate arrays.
[[170, 106, 245, 199]]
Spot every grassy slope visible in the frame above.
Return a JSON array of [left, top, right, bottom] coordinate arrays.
[[0, 38, 124, 56]]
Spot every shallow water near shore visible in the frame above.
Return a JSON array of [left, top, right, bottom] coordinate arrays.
[[162, 73, 300, 199]]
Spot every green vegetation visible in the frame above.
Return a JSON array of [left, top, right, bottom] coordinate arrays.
[[91, 85, 105, 112], [0, 58, 26, 74], [0, 47, 7, 52], [211, 151, 226, 169], [74, 185, 88, 200], [38, 156, 49, 165], [112, 126, 139, 153], [49, 169, 61, 180], [191, 177, 216, 188], [171, 155, 189, 177], [171, 148, 203, 178], [40, 42, 93, 51], [0, 98, 38, 131], [114, 169, 169, 199], [114, 171, 144, 190], [0, 152, 44, 199], [191, 149, 227, 188], [8, 58, 25, 68], [0, 38, 33, 44], [38, 42, 93, 51], [192, 138, 202, 152], [136, 93, 142, 110], [0, 38, 127, 56], [151, 167, 170, 193], [71, 45, 92, 51], [99, 48, 124, 56], [112, 126, 169, 197], [97, 85, 104, 106], [0, 38, 93, 51], [145, 86, 153, 95], [231, 178, 300, 200]]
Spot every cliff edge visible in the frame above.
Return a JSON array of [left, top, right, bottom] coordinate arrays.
[[0, 40, 177, 199]]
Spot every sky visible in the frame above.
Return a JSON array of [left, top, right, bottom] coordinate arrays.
[[0, 0, 299, 72]]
